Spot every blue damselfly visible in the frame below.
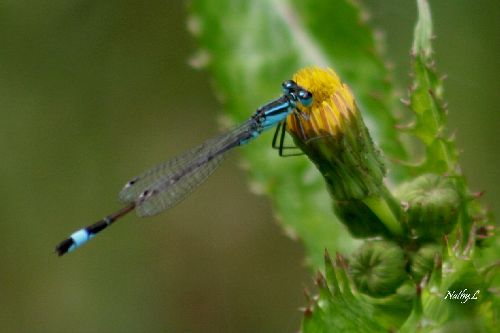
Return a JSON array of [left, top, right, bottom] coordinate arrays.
[[55, 80, 312, 256]]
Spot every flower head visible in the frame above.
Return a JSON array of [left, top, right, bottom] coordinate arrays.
[[287, 67, 356, 141], [286, 67, 385, 201]]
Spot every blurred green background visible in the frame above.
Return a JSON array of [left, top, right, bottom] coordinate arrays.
[[0, 1, 497, 332]]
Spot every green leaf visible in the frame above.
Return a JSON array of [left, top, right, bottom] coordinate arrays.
[[189, 0, 404, 268]]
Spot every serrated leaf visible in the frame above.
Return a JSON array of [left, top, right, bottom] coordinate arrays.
[[190, 0, 404, 268], [406, 0, 457, 174], [302, 253, 387, 333]]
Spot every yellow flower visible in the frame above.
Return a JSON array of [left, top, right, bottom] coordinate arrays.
[[287, 67, 357, 141], [285, 66, 385, 201], [285, 67, 402, 237]]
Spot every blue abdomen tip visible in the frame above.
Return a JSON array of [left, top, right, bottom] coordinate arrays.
[[68, 229, 93, 252]]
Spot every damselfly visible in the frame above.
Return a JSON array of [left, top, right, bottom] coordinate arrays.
[[55, 80, 312, 256]]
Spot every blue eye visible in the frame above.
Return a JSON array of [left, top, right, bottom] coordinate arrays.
[[282, 80, 297, 94], [298, 90, 313, 107]]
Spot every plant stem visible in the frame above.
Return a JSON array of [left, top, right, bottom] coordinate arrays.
[[362, 195, 403, 237]]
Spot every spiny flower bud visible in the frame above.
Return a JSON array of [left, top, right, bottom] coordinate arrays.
[[395, 174, 460, 240], [287, 67, 386, 201], [409, 243, 441, 282], [349, 240, 407, 297]]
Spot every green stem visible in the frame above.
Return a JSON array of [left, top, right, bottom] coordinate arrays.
[[362, 196, 403, 237]]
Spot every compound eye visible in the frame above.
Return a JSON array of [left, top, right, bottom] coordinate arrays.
[[282, 80, 297, 94], [298, 90, 313, 107]]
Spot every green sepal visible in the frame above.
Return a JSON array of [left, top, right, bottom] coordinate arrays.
[[292, 106, 406, 237], [292, 111, 386, 202]]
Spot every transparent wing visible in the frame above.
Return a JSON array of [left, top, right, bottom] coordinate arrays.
[[119, 119, 256, 216], [136, 152, 225, 216], [119, 142, 205, 204]]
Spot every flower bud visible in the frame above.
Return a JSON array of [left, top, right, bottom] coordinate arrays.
[[395, 174, 460, 240], [349, 240, 407, 297], [409, 243, 441, 281]]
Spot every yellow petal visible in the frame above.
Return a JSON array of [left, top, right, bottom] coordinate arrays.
[[287, 67, 357, 141]]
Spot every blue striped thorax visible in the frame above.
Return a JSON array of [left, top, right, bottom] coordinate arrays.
[[250, 80, 312, 136]]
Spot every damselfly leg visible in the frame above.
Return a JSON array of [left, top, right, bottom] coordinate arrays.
[[271, 122, 304, 157]]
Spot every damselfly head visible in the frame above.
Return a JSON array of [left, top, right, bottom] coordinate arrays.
[[282, 80, 313, 107]]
